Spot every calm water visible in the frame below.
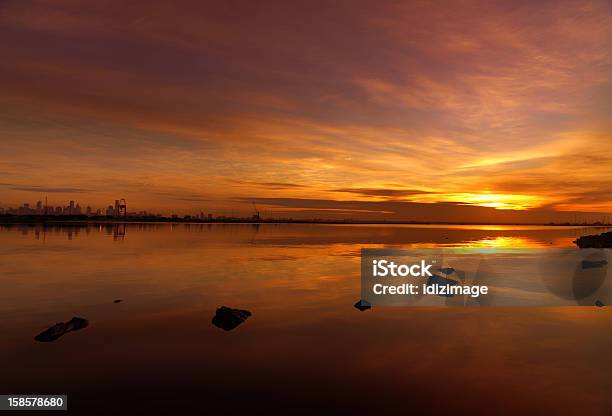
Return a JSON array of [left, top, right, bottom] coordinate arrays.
[[1, 223, 612, 415]]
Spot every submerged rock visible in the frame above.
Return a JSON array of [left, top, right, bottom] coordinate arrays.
[[353, 299, 372, 311], [113, 299, 123, 303], [582, 260, 608, 269], [574, 232, 612, 248], [34, 317, 89, 342], [426, 274, 459, 297], [212, 306, 252, 331]]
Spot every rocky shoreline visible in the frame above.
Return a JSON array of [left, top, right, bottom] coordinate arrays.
[[574, 232, 612, 248]]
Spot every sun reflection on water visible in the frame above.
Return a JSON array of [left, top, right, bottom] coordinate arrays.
[[458, 236, 549, 248]]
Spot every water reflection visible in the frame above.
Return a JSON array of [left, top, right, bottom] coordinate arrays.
[[457, 236, 545, 248], [113, 223, 126, 241], [2, 223, 612, 413], [3, 223, 611, 248]]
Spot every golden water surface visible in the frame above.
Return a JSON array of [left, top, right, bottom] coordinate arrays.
[[1, 223, 611, 414]]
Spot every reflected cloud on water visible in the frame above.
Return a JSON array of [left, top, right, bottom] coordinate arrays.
[[1, 223, 612, 413]]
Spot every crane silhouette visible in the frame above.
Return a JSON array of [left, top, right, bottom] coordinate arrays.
[[252, 202, 260, 221]]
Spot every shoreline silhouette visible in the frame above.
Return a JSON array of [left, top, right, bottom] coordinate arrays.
[[1, 214, 611, 227]]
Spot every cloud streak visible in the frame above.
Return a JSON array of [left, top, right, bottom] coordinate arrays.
[[0, 183, 93, 193]]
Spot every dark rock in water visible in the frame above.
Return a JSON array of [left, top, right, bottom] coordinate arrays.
[[34, 317, 89, 342], [574, 232, 612, 248], [426, 274, 459, 297], [34, 323, 66, 342], [595, 300, 605, 307], [582, 260, 608, 269], [438, 267, 455, 275], [212, 306, 251, 331], [113, 299, 123, 303], [354, 299, 372, 311], [64, 317, 88, 331]]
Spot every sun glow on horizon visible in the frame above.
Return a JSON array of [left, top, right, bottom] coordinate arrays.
[[444, 193, 542, 210], [459, 193, 540, 211]]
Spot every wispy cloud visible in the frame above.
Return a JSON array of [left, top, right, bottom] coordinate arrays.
[[0, 183, 93, 193], [229, 180, 310, 190], [331, 188, 432, 199]]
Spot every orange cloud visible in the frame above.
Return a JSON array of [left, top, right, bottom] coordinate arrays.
[[0, 0, 610, 218]]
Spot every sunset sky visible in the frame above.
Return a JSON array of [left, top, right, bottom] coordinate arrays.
[[1, 0, 611, 221]]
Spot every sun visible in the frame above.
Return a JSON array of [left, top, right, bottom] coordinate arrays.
[[449, 193, 541, 210]]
